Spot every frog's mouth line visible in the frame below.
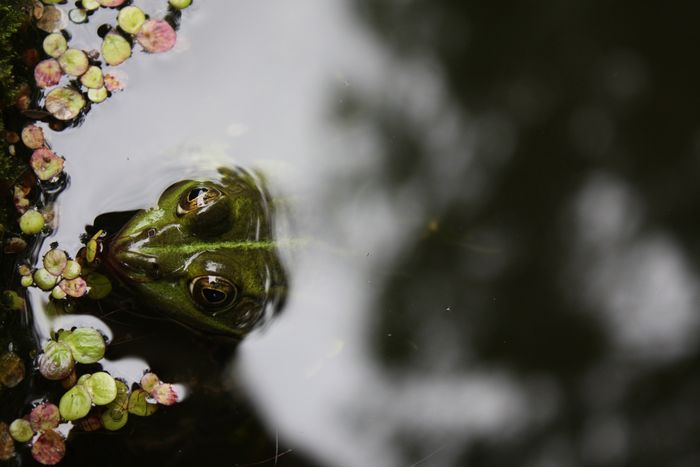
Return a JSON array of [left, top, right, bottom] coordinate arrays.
[[105, 236, 160, 284]]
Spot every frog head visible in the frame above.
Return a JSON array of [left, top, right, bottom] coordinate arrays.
[[105, 168, 287, 338]]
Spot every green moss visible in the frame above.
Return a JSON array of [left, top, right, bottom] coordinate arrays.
[[0, 1, 33, 186]]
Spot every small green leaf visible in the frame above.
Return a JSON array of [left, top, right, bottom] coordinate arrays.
[[59, 384, 91, 421], [84, 372, 117, 405], [59, 328, 105, 364]]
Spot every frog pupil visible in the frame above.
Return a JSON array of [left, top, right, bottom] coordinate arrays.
[[187, 187, 208, 202], [202, 287, 226, 304]]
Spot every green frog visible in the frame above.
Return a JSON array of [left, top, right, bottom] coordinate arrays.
[[104, 167, 287, 339]]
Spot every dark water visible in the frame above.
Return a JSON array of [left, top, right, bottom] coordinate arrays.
[[4, 0, 700, 466]]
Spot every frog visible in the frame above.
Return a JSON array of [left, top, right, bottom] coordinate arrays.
[[103, 167, 287, 339]]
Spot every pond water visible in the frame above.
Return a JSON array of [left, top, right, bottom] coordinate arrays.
[[4, 0, 700, 466]]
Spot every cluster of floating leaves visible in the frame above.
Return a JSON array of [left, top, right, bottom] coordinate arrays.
[[32, 0, 187, 123], [0, 327, 181, 464]]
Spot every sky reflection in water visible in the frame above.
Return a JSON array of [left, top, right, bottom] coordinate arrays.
[[38, 0, 700, 466]]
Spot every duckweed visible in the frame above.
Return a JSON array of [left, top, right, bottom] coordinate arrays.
[[39, 341, 74, 380], [118, 6, 146, 34], [21, 124, 45, 149], [8, 419, 33, 443], [58, 384, 91, 421], [45, 87, 85, 120], [30, 147, 65, 180], [87, 86, 108, 103], [137, 20, 176, 53], [84, 372, 117, 405], [19, 210, 45, 235], [58, 48, 89, 76], [43, 249, 67, 275], [29, 403, 60, 432], [34, 59, 62, 88], [43, 33, 67, 59], [58, 327, 105, 363], [31, 429, 65, 465], [101, 32, 131, 66], [80, 65, 103, 89]]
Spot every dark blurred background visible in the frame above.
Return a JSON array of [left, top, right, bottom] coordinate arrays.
[[339, 0, 700, 465]]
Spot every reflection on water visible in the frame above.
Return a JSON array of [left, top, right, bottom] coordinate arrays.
[[5, 0, 700, 465]]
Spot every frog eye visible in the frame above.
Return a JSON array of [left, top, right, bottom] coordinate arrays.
[[177, 186, 221, 216], [189, 275, 238, 313]]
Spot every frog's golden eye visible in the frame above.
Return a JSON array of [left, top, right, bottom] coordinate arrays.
[[177, 186, 221, 216], [189, 275, 238, 313]]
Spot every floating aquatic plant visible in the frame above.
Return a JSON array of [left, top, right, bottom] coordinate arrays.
[[19, 209, 45, 235], [58, 328, 105, 364], [9, 419, 33, 443], [169, 0, 192, 9], [44, 248, 67, 275], [0, 352, 24, 388], [39, 341, 74, 380], [42, 33, 67, 58], [68, 8, 87, 24], [85, 272, 111, 299], [58, 48, 89, 76], [34, 59, 62, 88], [58, 384, 91, 421], [102, 380, 129, 430], [127, 389, 158, 416], [30, 147, 65, 181], [29, 403, 60, 432], [33, 268, 57, 291], [80, 65, 103, 89], [101, 32, 131, 66], [84, 372, 117, 405], [37, 6, 66, 33], [140, 372, 159, 393], [0, 423, 14, 461], [62, 260, 81, 280], [118, 6, 146, 34], [137, 20, 176, 53], [31, 429, 65, 465], [45, 87, 85, 120], [87, 86, 107, 103], [21, 125, 45, 149], [82, 0, 100, 11], [98, 0, 126, 7]]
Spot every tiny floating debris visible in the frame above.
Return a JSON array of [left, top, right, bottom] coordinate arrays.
[[21, 124, 45, 149], [117, 6, 146, 34], [31, 429, 66, 465], [34, 59, 62, 88], [58, 48, 89, 76], [45, 87, 85, 120], [137, 20, 177, 53], [19, 209, 45, 235], [104, 72, 125, 92], [102, 32, 131, 66], [30, 147, 65, 181]]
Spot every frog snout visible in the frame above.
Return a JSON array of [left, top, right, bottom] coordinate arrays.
[[108, 233, 162, 282]]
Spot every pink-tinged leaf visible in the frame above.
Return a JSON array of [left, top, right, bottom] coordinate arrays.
[[13, 185, 30, 214], [104, 73, 126, 92], [45, 87, 85, 121], [151, 383, 178, 406], [98, 0, 126, 6], [29, 403, 60, 432], [30, 148, 65, 181], [31, 429, 65, 465], [58, 277, 88, 297], [136, 20, 176, 53], [34, 59, 62, 88]]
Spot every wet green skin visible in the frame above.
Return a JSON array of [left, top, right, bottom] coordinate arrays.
[[106, 168, 286, 338]]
